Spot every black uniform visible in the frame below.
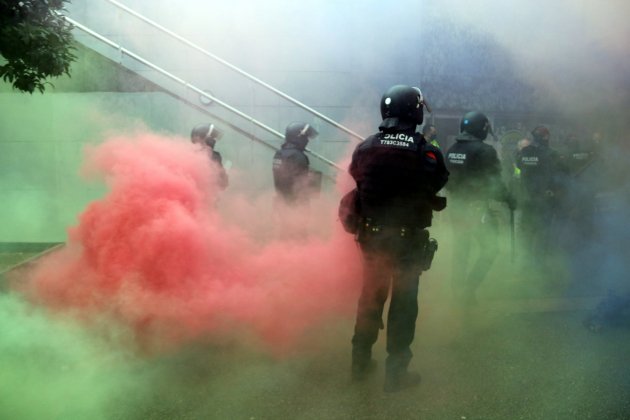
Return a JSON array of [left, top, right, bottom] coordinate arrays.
[[272, 122, 319, 206], [272, 142, 310, 204], [515, 140, 566, 259], [349, 128, 448, 389], [209, 149, 229, 190], [446, 131, 512, 304], [190, 123, 228, 191]]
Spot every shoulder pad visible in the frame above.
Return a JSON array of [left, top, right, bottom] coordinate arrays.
[[423, 143, 441, 159]]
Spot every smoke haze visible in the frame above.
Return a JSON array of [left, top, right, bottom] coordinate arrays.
[[95, 0, 630, 114], [20, 132, 362, 353], [1, 1, 629, 417]]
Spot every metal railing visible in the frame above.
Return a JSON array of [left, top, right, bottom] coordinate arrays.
[[64, 16, 344, 172], [103, 0, 365, 143]]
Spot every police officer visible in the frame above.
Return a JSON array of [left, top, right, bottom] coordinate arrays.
[[422, 124, 440, 149], [191, 123, 229, 190], [272, 122, 319, 205], [348, 85, 448, 392], [515, 126, 567, 263], [445, 111, 515, 305]]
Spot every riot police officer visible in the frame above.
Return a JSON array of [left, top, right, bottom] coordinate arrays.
[[515, 126, 567, 263], [422, 124, 440, 149], [272, 122, 319, 205], [347, 85, 448, 392], [191, 123, 229, 190], [445, 111, 515, 305]]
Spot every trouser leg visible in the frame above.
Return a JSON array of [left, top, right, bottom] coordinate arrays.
[[351, 252, 390, 377], [384, 262, 421, 391]]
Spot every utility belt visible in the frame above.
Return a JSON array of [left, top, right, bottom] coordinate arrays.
[[357, 218, 438, 271], [358, 218, 424, 238]]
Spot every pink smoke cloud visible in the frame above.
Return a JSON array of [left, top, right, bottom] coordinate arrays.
[[21, 132, 362, 353]]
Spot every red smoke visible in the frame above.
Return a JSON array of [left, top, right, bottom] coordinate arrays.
[[23, 133, 362, 352]]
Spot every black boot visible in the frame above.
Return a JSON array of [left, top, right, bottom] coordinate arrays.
[[384, 356, 421, 392], [351, 358, 377, 382], [351, 347, 377, 382]]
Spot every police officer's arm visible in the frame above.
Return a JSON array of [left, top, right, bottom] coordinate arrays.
[[287, 151, 310, 178], [349, 141, 368, 183], [423, 144, 449, 194], [212, 151, 229, 190], [421, 144, 449, 211]]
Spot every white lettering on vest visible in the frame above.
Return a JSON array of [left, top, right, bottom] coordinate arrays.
[[521, 156, 539, 165], [382, 133, 414, 143], [447, 152, 466, 164]]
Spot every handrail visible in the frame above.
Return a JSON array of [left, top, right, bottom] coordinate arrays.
[[64, 16, 344, 172], [104, 0, 365, 142]]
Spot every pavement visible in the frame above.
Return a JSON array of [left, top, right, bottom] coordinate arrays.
[[99, 301, 630, 420], [1, 243, 629, 419]]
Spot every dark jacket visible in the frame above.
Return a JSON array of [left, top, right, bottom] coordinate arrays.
[[349, 129, 448, 228], [445, 132, 509, 202], [209, 149, 228, 190], [515, 142, 566, 201], [272, 142, 310, 202]]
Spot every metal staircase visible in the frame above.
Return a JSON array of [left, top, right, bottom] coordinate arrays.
[[63, 0, 366, 177]]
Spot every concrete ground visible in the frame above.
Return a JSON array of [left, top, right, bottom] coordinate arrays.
[[96, 243, 630, 420], [103, 301, 629, 420], [1, 239, 629, 419]]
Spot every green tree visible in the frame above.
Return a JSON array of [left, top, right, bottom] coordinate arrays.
[[0, 0, 76, 93]]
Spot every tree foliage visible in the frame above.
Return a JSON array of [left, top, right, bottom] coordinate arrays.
[[0, 0, 76, 93]]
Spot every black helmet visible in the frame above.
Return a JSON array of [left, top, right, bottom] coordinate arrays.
[[380, 85, 424, 130], [460, 111, 491, 140], [285, 122, 318, 150], [531, 126, 550, 146], [191, 123, 223, 148]]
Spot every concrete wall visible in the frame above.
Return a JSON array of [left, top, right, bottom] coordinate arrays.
[[0, 52, 354, 243], [0, 92, 166, 241], [1, 2, 378, 243], [1, 87, 324, 242]]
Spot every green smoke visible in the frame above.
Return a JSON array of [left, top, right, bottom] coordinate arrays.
[[0, 293, 148, 420]]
